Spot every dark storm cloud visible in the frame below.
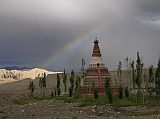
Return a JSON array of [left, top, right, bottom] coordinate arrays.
[[0, 0, 160, 71], [134, 0, 160, 14]]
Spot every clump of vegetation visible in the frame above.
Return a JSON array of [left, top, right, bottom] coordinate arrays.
[[57, 87, 61, 97], [74, 76, 81, 98], [27, 81, 36, 97], [131, 60, 136, 89], [51, 90, 54, 97], [56, 74, 61, 96], [118, 86, 123, 99], [104, 77, 113, 103], [63, 69, 67, 93], [14, 94, 160, 108], [69, 70, 75, 97], [39, 73, 47, 96], [124, 86, 129, 98], [54, 88, 57, 97], [81, 58, 85, 78], [135, 52, 144, 102], [117, 61, 122, 84], [155, 58, 160, 96], [148, 65, 154, 97], [92, 82, 98, 99], [14, 97, 53, 105], [117, 61, 123, 99]]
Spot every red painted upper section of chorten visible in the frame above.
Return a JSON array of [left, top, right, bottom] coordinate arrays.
[[92, 38, 101, 57]]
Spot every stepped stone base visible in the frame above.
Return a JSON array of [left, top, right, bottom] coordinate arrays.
[[80, 86, 119, 95]]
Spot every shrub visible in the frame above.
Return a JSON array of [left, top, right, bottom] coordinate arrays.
[[57, 87, 61, 97], [94, 87, 98, 99], [27, 81, 35, 97], [104, 77, 113, 103], [51, 91, 54, 97], [92, 82, 98, 99], [118, 86, 123, 99], [124, 86, 129, 98], [69, 86, 73, 97]]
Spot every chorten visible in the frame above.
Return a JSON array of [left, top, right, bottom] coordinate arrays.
[[80, 38, 110, 94]]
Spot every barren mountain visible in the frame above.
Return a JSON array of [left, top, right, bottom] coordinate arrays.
[[0, 68, 62, 84]]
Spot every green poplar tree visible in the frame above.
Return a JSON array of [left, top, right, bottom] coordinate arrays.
[[131, 60, 136, 89], [51, 90, 54, 97], [63, 69, 67, 93], [155, 59, 160, 96], [135, 52, 143, 103], [57, 74, 61, 96], [92, 82, 98, 99], [148, 65, 154, 97], [39, 73, 47, 96], [69, 70, 75, 97], [117, 61, 123, 99], [104, 77, 113, 103], [124, 86, 129, 98], [28, 81, 36, 97], [74, 76, 81, 97]]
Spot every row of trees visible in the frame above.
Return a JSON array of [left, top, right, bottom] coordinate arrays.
[[27, 69, 115, 104], [117, 52, 160, 103], [27, 69, 82, 98], [28, 73, 47, 97]]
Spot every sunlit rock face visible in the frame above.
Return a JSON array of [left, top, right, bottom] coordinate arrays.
[[0, 68, 62, 84]]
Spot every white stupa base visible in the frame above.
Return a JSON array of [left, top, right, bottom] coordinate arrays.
[[89, 57, 105, 67]]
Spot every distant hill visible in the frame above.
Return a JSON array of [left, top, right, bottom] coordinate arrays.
[[0, 68, 62, 84], [1, 66, 31, 70]]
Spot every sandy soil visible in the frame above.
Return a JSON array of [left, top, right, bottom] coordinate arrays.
[[0, 78, 19, 85], [0, 75, 160, 119]]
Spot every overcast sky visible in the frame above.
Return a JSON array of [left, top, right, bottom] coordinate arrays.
[[0, 0, 160, 71]]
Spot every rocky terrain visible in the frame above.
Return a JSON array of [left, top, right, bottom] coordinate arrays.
[[0, 74, 160, 119], [0, 94, 160, 119]]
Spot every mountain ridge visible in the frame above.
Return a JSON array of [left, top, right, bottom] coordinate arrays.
[[1, 66, 31, 70], [0, 68, 62, 84]]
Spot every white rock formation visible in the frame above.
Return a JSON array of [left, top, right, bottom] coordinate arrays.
[[0, 68, 62, 84]]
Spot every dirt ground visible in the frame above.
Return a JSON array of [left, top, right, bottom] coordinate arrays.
[[0, 76, 160, 119]]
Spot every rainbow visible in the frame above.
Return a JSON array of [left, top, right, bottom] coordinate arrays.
[[41, 22, 107, 68]]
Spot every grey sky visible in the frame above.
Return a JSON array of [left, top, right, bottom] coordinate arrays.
[[0, 0, 160, 71]]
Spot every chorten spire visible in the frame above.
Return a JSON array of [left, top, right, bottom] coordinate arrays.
[[92, 37, 101, 57]]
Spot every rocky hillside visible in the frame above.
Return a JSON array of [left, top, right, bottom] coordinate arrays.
[[0, 68, 62, 84]]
